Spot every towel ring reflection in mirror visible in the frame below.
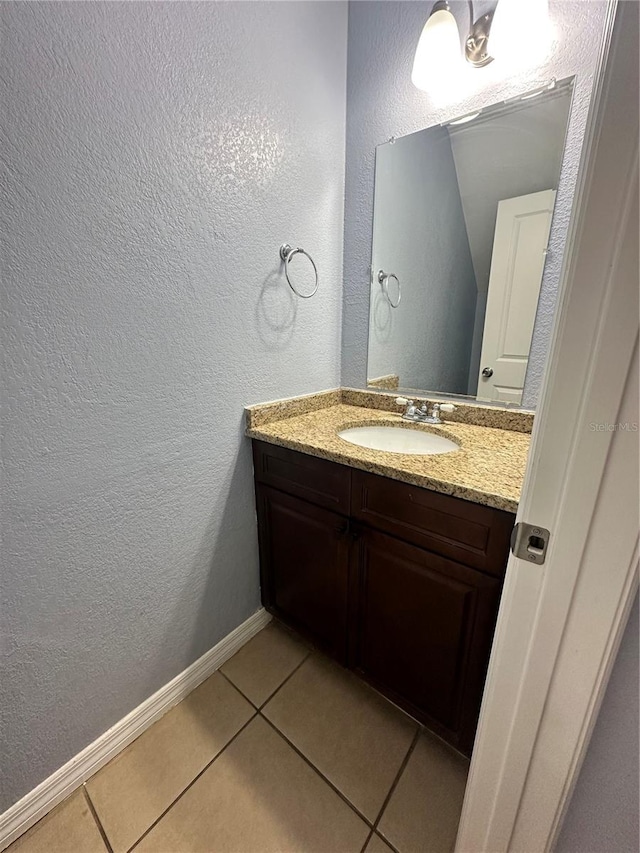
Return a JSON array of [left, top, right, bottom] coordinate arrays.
[[279, 244, 319, 299], [378, 270, 401, 308]]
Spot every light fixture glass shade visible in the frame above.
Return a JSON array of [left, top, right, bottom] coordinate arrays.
[[411, 7, 462, 92], [489, 0, 553, 68]]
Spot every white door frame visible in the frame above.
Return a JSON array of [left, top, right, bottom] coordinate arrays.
[[456, 1, 639, 850]]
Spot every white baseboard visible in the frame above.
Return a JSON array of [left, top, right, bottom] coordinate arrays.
[[0, 607, 271, 851]]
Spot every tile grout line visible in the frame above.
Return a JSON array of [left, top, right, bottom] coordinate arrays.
[[83, 632, 420, 853], [373, 830, 402, 853], [259, 712, 375, 831], [360, 828, 375, 852], [126, 631, 312, 851], [217, 668, 258, 708], [361, 828, 403, 853], [218, 646, 312, 712], [369, 727, 422, 853], [222, 630, 423, 847], [371, 828, 402, 853], [374, 726, 421, 828], [82, 785, 114, 853], [258, 649, 313, 709], [130, 645, 368, 852], [124, 711, 258, 853]]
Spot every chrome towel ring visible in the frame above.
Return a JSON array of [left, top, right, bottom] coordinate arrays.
[[378, 269, 401, 308], [279, 244, 319, 299]]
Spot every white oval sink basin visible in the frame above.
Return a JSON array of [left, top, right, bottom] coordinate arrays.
[[337, 425, 459, 455]]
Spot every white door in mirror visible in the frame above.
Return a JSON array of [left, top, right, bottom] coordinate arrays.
[[478, 189, 556, 404], [337, 426, 459, 455]]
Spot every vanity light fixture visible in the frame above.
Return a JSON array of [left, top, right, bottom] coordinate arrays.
[[412, 1, 495, 92], [412, 0, 553, 92]]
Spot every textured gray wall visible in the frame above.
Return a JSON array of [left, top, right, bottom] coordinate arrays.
[[0, 0, 347, 811], [557, 594, 639, 853], [342, 0, 609, 409], [368, 125, 477, 393]]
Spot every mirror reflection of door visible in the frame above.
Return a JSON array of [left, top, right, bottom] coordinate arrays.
[[477, 190, 556, 405], [366, 77, 574, 408]]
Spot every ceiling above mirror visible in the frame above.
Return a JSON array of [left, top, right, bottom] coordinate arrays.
[[367, 77, 574, 408]]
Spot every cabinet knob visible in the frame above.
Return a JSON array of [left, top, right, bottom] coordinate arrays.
[[335, 522, 349, 538]]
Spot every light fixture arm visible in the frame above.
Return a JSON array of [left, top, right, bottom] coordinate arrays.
[[465, 1, 495, 67], [431, 0, 452, 17]]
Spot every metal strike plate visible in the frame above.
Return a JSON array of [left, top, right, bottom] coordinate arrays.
[[510, 522, 550, 565]]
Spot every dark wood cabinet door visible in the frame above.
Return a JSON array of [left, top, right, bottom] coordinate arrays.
[[352, 527, 502, 753], [256, 484, 350, 663]]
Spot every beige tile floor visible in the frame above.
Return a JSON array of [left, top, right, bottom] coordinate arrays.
[[9, 621, 469, 853]]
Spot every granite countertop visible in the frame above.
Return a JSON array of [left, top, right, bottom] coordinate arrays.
[[246, 401, 531, 513]]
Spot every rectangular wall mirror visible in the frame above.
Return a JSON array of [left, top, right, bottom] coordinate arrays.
[[367, 77, 574, 407]]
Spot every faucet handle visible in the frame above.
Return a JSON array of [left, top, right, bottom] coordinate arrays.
[[438, 403, 456, 421], [395, 397, 416, 418]]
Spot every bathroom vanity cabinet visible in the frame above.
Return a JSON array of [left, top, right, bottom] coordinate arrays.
[[252, 439, 515, 754]]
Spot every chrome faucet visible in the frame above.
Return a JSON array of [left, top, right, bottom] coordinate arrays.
[[395, 397, 455, 424]]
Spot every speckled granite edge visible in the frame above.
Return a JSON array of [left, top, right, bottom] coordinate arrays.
[[246, 389, 341, 429], [367, 374, 400, 390], [246, 386, 534, 434], [341, 388, 534, 433], [246, 402, 530, 513], [247, 426, 520, 513]]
